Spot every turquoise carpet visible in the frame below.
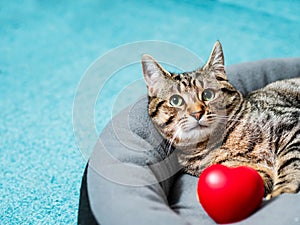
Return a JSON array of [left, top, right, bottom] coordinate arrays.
[[1, 0, 299, 224]]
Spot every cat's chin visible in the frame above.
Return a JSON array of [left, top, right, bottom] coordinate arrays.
[[174, 126, 212, 148]]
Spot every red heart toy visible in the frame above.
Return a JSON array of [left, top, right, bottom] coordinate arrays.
[[197, 164, 264, 224]]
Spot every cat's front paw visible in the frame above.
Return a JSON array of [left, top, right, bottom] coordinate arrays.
[[266, 185, 299, 200], [265, 192, 278, 200]]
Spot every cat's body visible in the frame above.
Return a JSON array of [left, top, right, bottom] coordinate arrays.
[[178, 77, 300, 199], [142, 41, 300, 199]]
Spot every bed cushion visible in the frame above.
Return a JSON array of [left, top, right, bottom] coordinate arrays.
[[79, 58, 300, 225]]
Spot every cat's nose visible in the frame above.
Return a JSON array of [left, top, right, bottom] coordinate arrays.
[[190, 111, 203, 121]]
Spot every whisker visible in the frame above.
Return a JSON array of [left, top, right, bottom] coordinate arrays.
[[214, 115, 245, 123], [204, 114, 247, 126], [166, 122, 182, 156]]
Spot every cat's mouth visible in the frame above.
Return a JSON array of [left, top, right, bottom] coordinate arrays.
[[199, 121, 209, 128], [189, 122, 209, 131], [196, 118, 210, 128], [192, 124, 208, 130], [177, 123, 212, 145]]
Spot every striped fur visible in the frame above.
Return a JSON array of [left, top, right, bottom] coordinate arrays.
[[142, 41, 300, 199]]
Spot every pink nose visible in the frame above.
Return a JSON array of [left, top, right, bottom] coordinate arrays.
[[190, 111, 203, 120]]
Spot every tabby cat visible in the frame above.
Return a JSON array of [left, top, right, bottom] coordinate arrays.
[[142, 41, 300, 199]]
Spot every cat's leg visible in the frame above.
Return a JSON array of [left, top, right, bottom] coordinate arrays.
[[266, 174, 300, 200], [219, 160, 274, 197], [210, 146, 274, 196], [254, 168, 274, 197], [266, 145, 300, 200], [214, 151, 274, 196], [266, 171, 300, 200]]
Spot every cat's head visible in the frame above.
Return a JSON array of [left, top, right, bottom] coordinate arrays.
[[142, 41, 239, 148]]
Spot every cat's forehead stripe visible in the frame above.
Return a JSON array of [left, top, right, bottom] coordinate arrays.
[[170, 72, 205, 93]]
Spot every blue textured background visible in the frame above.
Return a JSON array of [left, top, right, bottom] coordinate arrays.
[[1, 0, 299, 224]]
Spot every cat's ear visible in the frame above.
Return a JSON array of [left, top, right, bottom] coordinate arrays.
[[142, 54, 171, 95], [203, 41, 227, 80]]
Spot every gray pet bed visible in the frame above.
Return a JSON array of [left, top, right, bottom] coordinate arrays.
[[78, 58, 300, 225]]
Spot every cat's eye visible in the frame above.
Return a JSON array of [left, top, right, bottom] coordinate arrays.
[[169, 95, 185, 107], [202, 89, 215, 101]]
